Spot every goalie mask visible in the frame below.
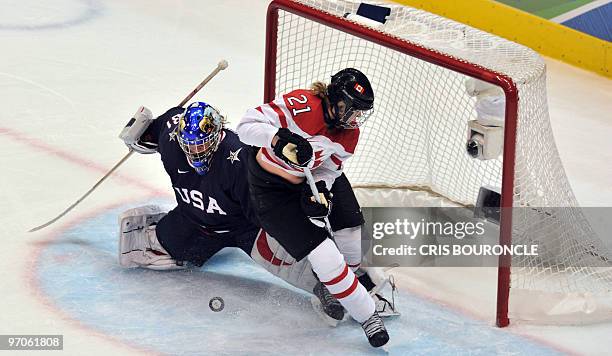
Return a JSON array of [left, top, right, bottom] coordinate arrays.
[[177, 102, 224, 175], [325, 68, 374, 129]]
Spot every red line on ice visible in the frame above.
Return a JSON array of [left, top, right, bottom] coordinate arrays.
[[0, 126, 166, 195]]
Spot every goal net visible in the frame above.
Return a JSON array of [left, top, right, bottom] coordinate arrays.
[[265, 0, 612, 326]]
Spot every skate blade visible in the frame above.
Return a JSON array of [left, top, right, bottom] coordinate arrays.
[[379, 310, 401, 318], [310, 296, 343, 327]]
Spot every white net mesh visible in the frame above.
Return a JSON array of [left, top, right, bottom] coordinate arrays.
[[270, 0, 612, 323]]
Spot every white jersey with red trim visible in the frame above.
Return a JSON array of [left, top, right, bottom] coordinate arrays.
[[237, 89, 359, 189]]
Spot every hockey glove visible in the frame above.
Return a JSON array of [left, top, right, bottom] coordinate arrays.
[[119, 106, 157, 154], [272, 128, 313, 167], [301, 180, 333, 220]]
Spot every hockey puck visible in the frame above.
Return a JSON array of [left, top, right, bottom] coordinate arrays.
[[209, 297, 225, 312]]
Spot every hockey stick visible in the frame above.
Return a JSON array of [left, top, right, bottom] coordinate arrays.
[[302, 167, 334, 238], [28, 60, 229, 232]]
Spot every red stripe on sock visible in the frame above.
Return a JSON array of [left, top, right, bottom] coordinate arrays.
[[322, 264, 349, 286], [333, 276, 359, 299]]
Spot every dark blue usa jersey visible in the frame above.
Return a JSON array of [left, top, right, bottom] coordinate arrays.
[[140, 106, 258, 235]]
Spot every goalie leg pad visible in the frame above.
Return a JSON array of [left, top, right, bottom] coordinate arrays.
[[250, 229, 318, 293], [118, 205, 185, 270]]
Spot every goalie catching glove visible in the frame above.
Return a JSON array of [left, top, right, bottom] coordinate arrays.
[[272, 128, 313, 167], [301, 181, 332, 227]]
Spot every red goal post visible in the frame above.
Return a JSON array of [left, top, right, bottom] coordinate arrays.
[[264, 0, 612, 327], [264, 0, 517, 327]]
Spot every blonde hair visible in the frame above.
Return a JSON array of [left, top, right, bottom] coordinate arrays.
[[310, 81, 328, 98]]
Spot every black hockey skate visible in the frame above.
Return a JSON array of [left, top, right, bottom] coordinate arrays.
[[361, 312, 389, 348], [313, 281, 345, 321]]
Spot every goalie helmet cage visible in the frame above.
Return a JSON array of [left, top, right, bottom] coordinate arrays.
[[264, 0, 612, 327]]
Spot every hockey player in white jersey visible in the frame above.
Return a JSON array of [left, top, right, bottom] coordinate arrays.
[[237, 68, 390, 347]]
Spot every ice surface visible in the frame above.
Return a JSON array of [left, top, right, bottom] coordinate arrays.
[[34, 200, 560, 355], [1, 0, 611, 354]]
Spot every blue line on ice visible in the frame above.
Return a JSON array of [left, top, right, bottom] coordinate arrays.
[[36, 200, 561, 355], [0, 0, 103, 31]]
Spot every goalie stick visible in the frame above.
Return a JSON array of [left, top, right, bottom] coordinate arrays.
[[28, 60, 229, 232]]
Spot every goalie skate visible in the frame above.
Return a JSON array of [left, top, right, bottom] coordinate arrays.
[[371, 275, 400, 318], [358, 268, 400, 318]]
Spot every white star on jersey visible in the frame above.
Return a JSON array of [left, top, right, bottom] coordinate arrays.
[[168, 130, 177, 141], [227, 148, 242, 164]]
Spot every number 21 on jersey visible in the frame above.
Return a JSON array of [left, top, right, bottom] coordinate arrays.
[[286, 95, 311, 116]]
